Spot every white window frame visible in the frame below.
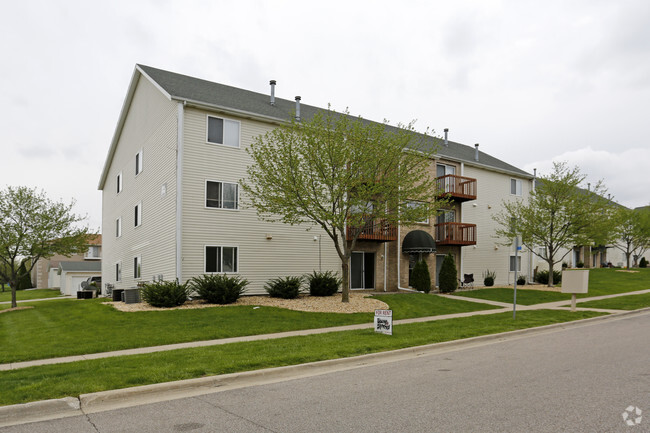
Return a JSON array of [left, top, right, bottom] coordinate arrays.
[[115, 261, 122, 282], [134, 256, 141, 279], [510, 178, 522, 196], [407, 201, 429, 224], [134, 202, 142, 227], [204, 245, 239, 273], [117, 172, 123, 194], [205, 180, 239, 210], [135, 149, 143, 176], [116, 217, 122, 238], [509, 255, 522, 272], [206, 115, 241, 148], [437, 209, 456, 224]]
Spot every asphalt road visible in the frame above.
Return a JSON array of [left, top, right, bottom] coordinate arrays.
[[3, 312, 649, 433]]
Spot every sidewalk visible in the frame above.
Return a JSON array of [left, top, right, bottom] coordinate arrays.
[[3, 289, 647, 371]]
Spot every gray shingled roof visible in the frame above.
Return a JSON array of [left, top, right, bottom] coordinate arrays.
[[58, 261, 101, 272], [138, 64, 532, 178]]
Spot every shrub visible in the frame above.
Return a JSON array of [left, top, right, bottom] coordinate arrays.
[[483, 269, 496, 287], [438, 254, 458, 293], [640, 257, 648, 268], [534, 270, 562, 285], [410, 260, 432, 293], [305, 271, 340, 296], [576, 261, 584, 268], [517, 275, 526, 285], [16, 261, 32, 290], [561, 262, 568, 269], [265, 276, 303, 299], [141, 280, 191, 308], [190, 274, 248, 304]]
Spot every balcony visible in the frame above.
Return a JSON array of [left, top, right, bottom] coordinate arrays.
[[436, 175, 477, 202], [434, 222, 477, 246], [347, 218, 397, 242]]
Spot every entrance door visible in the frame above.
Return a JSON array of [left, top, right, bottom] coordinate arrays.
[[435, 254, 446, 288], [351, 252, 375, 289]]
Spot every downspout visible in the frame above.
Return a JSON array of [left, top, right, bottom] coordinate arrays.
[[384, 242, 387, 292], [176, 101, 185, 282]]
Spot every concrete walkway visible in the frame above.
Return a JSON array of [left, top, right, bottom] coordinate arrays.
[[0, 295, 73, 305], [3, 288, 647, 372]]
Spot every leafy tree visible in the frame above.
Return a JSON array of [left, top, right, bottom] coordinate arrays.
[[438, 253, 458, 293], [410, 260, 431, 293], [611, 207, 650, 268], [493, 162, 615, 287], [15, 260, 32, 290], [242, 108, 444, 302], [0, 186, 90, 308]]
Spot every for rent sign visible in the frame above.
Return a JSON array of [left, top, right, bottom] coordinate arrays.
[[374, 309, 393, 335]]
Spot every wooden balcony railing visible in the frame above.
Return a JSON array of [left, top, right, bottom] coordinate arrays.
[[436, 174, 477, 202], [347, 218, 397, 242], [434, 222, 477, 246]]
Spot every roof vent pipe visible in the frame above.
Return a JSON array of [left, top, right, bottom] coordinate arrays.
[[474, 143, 479, 162], [533, 168, 537, 178], [295, 96, 301, 121], [270, 80, 276, 106], [587, 183, 591, 191], [444, 128, 449, 147]]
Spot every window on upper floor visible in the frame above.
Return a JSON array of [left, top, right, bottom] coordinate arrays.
[[436, 209, 456, 224], [511, 178, 522, 196], [134, 202, 142, 227], [509, 255, 522, 272], [407, 201, 429, 224], [116, 217, 122, 237], [134, 256, 141, 279], [206, 181, 238, 209], [135, 149, 143, 175], [115, 262, 122, 282], [85, 246, 101, 259], [205, 246, 238, 273], [117, 172, 123, 194], [207, 115, 240, 147]]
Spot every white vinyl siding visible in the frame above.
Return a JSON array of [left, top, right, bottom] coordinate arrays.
[[205, 246, 238, 273], [206, 115, 240, 148], [206, 180, 238, 209]]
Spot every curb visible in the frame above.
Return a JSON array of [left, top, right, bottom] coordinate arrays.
[[1, 307, 649, 427]]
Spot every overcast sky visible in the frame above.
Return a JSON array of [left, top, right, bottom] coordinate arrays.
[[2, 0, 649, 231]]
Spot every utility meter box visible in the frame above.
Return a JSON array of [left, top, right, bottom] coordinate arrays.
[[561, 269, 589, 294]]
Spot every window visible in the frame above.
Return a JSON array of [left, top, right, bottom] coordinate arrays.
[[207, 116, 240, 147], [509, 255, 521, 272], [115, 262, 122, 282], [437, 209, 456, 224], [116, 217, 122, 237], [85, 246, 100, 259], [205, 246, 238, 273], [206, 181, 238, 209], [117, 172, 123, 194], [134, 256, 141, 279], [510, 178, 522, 196], [134, 202, 142, 227], [135, 149, 143, 175], [407, 201, 429, 224]]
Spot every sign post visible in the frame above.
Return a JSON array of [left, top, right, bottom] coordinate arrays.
[[561, 269, 589, 311], [374, 309, 393, 335]]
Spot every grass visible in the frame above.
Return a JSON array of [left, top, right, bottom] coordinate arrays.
[[576, 292, 650, 310], [0, 309, 605, 406], [0, 288, 63, 303], [453, 288, 571, 305], [0, 294, 497, 363], [576, 268, 650, 297]]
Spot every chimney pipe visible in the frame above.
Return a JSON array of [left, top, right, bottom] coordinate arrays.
[[444, 128, 449, 147], [587, 183, 591, 191], [269, 80, 276, 106], [533, 168, 537, 178], [295, 96, 301, 121], [474, 143, 479, 162]]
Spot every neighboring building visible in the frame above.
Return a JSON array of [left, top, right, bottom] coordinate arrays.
[[57, 261, 102, 296], [30, 235, 102, 290], [98, 65, 534, 293]]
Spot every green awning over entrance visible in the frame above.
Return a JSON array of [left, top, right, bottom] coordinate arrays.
[[402, 230, 436, 253]]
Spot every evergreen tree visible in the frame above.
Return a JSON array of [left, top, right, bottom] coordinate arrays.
[[410, 260, 431, 293], [438, 253, 458, 293]]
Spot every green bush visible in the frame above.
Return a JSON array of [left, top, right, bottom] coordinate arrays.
[[576, 261, 584, 268], [141, 280, 191, 308], [16, 261, 32, 290], [534, 270, 562, 285], [640, 257, 648, 268], [438, 254, 458, 293], [561, 262, 569, 269], [265, 276, 303, 299], [483, 269, 496, 287], [305, 271, 340, 296], [190, 274, 248, 304], [410, 260, 432, 293], [517, 275, 526, 285]]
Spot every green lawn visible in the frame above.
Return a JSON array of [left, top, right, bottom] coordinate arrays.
[[577, 268, 650, 297], [0, 288, 63, 303], [0, 293, 497, 363], [0, 309, 605, 406], [453, 288, 571, 305], [577, 292, 650, 310]]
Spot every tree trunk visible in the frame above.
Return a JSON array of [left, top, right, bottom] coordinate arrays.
[[341, 260, 350, 303], [11, 283, 17, 308], [546, 259, 555, 287], [625, 252, 631, 269]]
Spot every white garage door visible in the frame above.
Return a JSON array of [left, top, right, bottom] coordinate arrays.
[[70, 276, 87, 295]]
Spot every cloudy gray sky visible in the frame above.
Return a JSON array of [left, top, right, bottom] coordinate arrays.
[[2, 0, 649, 230]]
